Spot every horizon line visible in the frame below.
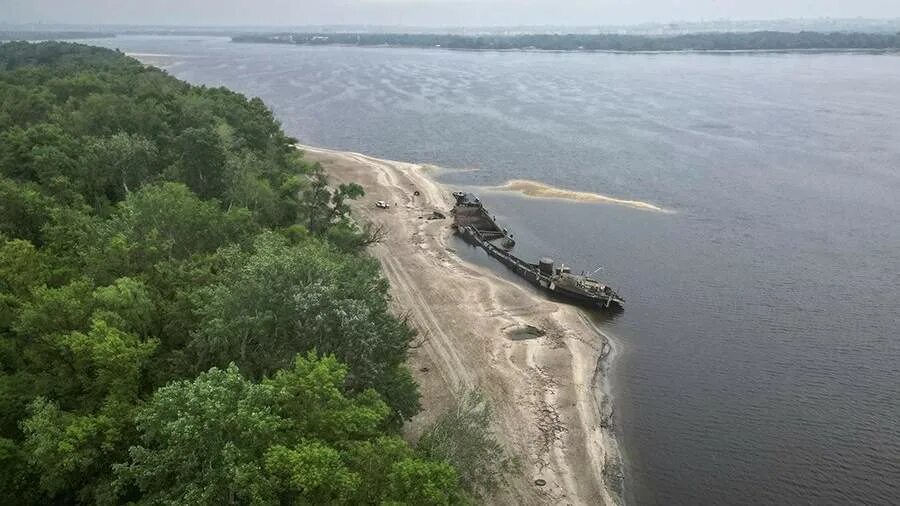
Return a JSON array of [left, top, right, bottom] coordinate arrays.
[[3, 16, 900, 31]]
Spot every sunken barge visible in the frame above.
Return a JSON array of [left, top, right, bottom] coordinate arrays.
[[451, 192, 624, 309]]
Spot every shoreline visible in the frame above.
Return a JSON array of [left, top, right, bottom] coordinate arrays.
[[299, 143, 624, 505], [232, 40, 900, 56]]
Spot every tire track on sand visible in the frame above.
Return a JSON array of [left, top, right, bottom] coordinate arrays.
[[299, 144, 622, 506], [377, 251, 474, 392]]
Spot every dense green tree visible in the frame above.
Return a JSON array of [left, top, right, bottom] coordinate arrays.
[[80, 182, 256, 283], [0, 238, 49, 338], [264, 441, 361, 503], [0, 124, 81, 189], [385, 458, 462, 505], [224, 152, 282, 223], [81, 133, 160, 206], [117, 364, 282, 505], [190, 233, 420, 420], [118, 355, 460, 505], [266, 353, 390, 442], [0, 436, 40, 503], [0, 237, 49, 303], [0, 177, 55, 244], [0, 85, 53, 127], [22, 320, 157, 502], [0, 41, 471, 504], [63, 93, 145, 138], [14, 279, 94, 339], [91, 277, 155, 337], [171, 127, 228, 199]]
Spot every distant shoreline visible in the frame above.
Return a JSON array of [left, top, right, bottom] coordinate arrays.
[[232, 31, 900, 53], [232, 40, 900, 56]]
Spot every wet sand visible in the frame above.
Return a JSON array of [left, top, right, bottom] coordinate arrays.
[[300, 144, 623, 505], [486, 179, 669, 213]]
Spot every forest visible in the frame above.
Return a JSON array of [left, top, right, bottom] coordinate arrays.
[[0, 41, 509, 504], [233, 30, 900, 51]]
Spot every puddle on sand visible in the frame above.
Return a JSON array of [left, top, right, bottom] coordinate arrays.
[[505, 324, 546, 341]]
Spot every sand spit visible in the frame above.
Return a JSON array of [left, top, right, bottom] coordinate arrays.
[[298, 144, 623, 505], [487, 179, 670, 213]]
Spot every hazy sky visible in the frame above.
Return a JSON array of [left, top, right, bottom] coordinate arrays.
[[4, 0, 900, 27]]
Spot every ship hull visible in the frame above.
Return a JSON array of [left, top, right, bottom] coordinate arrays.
[[458, 224, 624, 310]]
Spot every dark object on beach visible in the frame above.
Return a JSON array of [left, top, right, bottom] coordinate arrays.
[[452, 192, 624, 310], [534, 479, 547, 487], [506, 324, 546, 341], [429, 210, 446, 220], [413, 190, 421, 196]]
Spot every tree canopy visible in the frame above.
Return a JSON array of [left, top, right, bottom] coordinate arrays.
[[0, 41, 466, 504]]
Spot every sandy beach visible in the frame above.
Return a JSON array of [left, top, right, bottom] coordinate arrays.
[[300, 144, 623, 505]]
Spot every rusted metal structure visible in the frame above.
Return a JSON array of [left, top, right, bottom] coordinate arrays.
[[451, 192, 624, 309]]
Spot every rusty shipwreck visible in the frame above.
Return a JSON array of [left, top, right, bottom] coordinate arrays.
[[451, 192, 624, 309]]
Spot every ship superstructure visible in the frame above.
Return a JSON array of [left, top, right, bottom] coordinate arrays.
[[451, 192, 624, 309]]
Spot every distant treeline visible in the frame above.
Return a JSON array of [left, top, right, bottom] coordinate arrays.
[[233, 31, 900, 51], [0, 31, 113, 41]]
